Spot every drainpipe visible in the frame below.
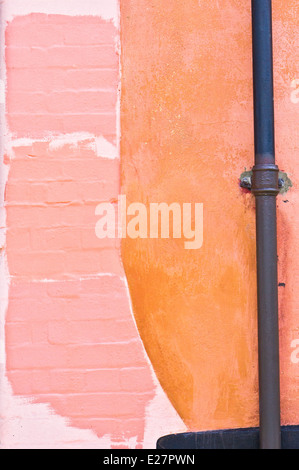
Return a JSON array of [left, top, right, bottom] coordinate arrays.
[[251, 0, 281, 449]]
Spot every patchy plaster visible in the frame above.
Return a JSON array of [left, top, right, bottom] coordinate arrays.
[[279, 172, 293, 194]]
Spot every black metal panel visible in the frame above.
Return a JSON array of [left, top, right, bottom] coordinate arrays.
[[156, 426, 299, 450]]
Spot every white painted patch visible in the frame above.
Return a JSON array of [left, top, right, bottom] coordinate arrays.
[[143, 383, 187, 449], [0, 79, 5, 105], [94, 136, 118, 159], [0, 253, 9, 369], [0, 165, 9, 250], [48, 132, 96, 151], [49, 133, 118, 159], [0, 340, 5, 365], [16, 273, 118, 283], [0, 375, 113, 449], [7, 133, 118, 160], [3, 0, 119, 26]]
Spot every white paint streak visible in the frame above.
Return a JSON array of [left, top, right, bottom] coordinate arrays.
[[49, 133, 118, 159], [48, 132, 96, 151], [0, 376, 113, 449], [7, 133, 118, 160], [0, 79, 5, 105], [143, 384, 187, 449], [93, 136, 118, 159], [13, 273, 118, 283], [0, 165, 8, 252], [3, 0, 119, 26]]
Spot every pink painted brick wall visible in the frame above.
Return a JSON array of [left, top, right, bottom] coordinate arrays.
[[4, 12, 155, 448], [6, 141, 121, 279], [6, 14, 118, 140]]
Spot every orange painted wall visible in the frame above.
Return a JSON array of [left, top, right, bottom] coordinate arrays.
[[121, 0, 299, 431]]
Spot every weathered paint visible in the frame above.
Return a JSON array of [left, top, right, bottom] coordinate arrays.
[[121, 0, 299, 431]]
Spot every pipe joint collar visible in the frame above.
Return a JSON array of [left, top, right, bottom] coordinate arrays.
[[252, 163, 279, 196]]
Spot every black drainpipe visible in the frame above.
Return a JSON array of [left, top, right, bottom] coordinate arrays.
[[251, 0, 281, 449]]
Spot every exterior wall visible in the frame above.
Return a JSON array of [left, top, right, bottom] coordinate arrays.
[[0, 0, 298, 449]]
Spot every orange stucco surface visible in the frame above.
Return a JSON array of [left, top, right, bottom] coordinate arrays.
[[121, 0, 299, 431]]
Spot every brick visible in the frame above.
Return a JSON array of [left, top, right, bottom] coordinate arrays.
[[31, 369, 51, 393], [7, 340, 150, 381], [120, 368, 154, 392], [5, 322, 32, 344], [45, 181, 83, 204], [63, 23, 117, 46], [30, 228, 82, 251], [81, 228, 119, 250], [66, 342, 147, 369], [6, 370, 33, 394], [7, 68, 118, 93], [7, 251, 66, 278], [48, 319, 138, 345], [5, 182, 48, 204], [6, 13, 116, 46], [45, 277, 127, 298], [7, 278, 132, 318], [38, 393, 153, 418], [6, 45, 118, 69], [65, 69, 118, 90], [7, 205, 98, 229], [50, 370, 85, 393], [6, 247, 124, 279], [7, 158, 64, 182], [64, 249, 123, 277], [6, 344, 69, 369], [31, 322, 49, 344], [6, 228, 31, 250], [6, 21, 117, 49], [7, 113, 116, 137], [6, 23, 66, 47], [84, 369, 120, 392], [8, 91, 117, 115]]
